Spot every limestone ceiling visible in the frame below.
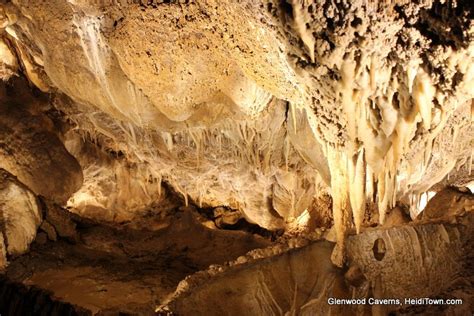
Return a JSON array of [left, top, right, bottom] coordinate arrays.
[[0, 0, 472, 264]]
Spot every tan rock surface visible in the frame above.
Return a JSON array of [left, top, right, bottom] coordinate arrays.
[[0, 169, 41, 265]]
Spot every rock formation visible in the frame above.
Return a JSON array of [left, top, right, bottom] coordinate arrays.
[[0, 0, 472, 314]]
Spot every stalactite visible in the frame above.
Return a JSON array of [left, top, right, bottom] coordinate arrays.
[[188, 129, 202, 167], [161, 132, 173, 152], [340, 56, 357, 147], [413, 70, 435, 130], [128, 122, 137, 146], [370, 55, 376, 91], [327, 147, 351, 267], [290, 103, 297, 134], [157, 174, 162, 197], [284, 134, 290, 172], [349, 149, 366, 234], [377, 171, 388, 224], [365, 164, 374, 203], [291, 0, 315, 63]]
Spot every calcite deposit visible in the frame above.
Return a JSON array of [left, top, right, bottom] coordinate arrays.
[[0, 0, 472, 314]]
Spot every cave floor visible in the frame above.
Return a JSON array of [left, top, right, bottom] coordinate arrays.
[[2, 208, 270, 315], [1, 209, 473, 315]]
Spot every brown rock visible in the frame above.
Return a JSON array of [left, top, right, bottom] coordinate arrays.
[[422, 187, 474, 220], [44, 201, 79, 243], [0, 98, 83, 204], [383, 206, 411, 227], [34, 231, 48, 245], [344, 265, 366, 288], [213, 207, 242, 228], [39, 220, 57, 241]]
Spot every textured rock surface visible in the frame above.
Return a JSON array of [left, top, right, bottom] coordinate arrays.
[[0, 0, 472, 313], [421, 187, 473, 219], [0, 169, 41, 267], [346, 213, 474, 301], [0, 79, 83, 204], [0, 1, 471, 240], [161, 212, 473, 315], [166, 241, 348, 316], [4, 207, 270, 314], [0, 0, 470, 238]]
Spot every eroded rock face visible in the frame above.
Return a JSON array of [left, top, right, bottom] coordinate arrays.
[[167, 241, 348, 316], [0, 37, 17, 80], [158, 212, 474, 315], [420, 187, 474, 219], [0, 80, 83, 204], [64, 128, 176, 222], [0, 1, 471, 239], [0, 169, 41, 267], [346, 214, 474, 301]]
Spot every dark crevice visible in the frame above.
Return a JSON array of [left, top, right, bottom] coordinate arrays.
[[197, 205, 284, 241], [279, 0, 294, 20], [0, 277, 90, 316]]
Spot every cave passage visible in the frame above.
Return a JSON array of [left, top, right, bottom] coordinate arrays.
[[0, 0, 473, 315]]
